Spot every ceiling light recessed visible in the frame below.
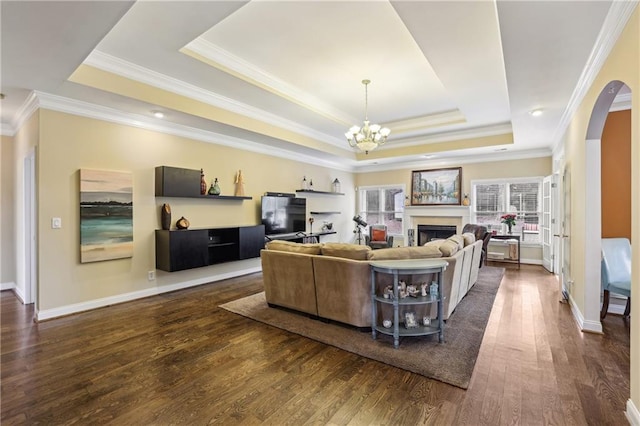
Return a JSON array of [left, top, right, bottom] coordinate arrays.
[[529, 109, 543, 117], [152, 111, 164, 119], [423, 155, 435, 159], [494, 148, 508, 152]]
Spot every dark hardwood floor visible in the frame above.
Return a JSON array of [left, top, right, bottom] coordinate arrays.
[[1, 265, 630, 425]]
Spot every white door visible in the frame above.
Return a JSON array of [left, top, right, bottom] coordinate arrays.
[[541, 175, 553, 272]]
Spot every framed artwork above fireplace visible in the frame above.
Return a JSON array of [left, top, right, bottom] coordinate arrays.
[[411, 167, 462, 206]]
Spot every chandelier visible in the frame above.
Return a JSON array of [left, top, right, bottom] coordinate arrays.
[[345, 79, 390, 154]]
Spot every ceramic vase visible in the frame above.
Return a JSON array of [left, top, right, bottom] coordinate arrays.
[[176, 216, 190, 230], [161, 203, 171, 230]]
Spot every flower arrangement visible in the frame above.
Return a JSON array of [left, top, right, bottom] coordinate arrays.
[[501, 214, 517, 233]]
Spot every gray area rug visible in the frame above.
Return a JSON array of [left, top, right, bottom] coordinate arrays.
[[220, 266, 504, 389]]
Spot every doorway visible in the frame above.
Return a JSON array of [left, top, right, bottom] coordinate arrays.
[[583, 80, 632, 332]]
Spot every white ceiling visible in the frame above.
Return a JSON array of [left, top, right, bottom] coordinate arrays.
[[1, 1, 629, 171]]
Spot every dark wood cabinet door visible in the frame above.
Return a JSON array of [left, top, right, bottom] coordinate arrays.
[[239, 225, 265, 259]]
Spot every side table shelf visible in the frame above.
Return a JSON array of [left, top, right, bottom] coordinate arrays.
[[370, 259, 448, 348], [488, 235, 520, 268]]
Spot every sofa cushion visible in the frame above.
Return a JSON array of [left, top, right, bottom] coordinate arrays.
[[448, 234, 464, 250], [321, 243, 371, 260], [462, 232, 476, 246], [266, 240, 323, 255], [439, 238, 460, 257], [367, 245, 443, 260]]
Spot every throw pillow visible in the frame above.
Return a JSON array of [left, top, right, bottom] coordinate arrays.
[[462, 232, 476, 247], [438, 239, 460, 257], [266, 240, 322, 255], [371, 228, 387, 242], [448, 234, 464, 250], [321, 243, 372, 260]]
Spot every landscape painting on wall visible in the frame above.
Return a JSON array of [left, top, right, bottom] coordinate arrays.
[[80, 169, 133, 263], [411, 167, 462, 206]]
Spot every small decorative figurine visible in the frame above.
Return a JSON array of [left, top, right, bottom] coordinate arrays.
[[421, 282, 428, 297], [383, 319, 392, 328], [302, 176, 308, 190], [234, 170, 245, 196], [208, 178, 221, 195]]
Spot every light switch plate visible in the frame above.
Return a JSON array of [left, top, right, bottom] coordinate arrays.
[[51, 217, 62, 229]]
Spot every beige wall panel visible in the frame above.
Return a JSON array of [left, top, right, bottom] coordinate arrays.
[[36, 110, 355, 312]]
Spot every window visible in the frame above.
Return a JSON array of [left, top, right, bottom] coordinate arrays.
[[471, 177, 542, 243], [357, 185, 405, 235]]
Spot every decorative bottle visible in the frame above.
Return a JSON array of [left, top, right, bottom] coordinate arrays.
[[462, 194, 470, 206], [332, 178, 341, 193], [309, 179, 314, 190], [200, 169, 207, 195], [302, 176, 308, 190], [208, 178, 221, 195]]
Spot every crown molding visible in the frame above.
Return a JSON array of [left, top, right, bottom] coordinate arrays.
[[380, 122, 513, 150], [83, 50, 346, 148], [1, 123, 15, 136], [354, 147, 551, 173], [551, 0, 638, 154], [7, 91, 41, 135], [383, 109, 466, 134], [34, 91, 355, 172], [183, 38, 357, 125]]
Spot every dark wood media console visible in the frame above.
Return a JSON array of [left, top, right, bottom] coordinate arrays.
[[156, 225, 265, 272]]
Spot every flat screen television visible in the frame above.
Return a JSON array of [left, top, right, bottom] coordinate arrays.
[[261, 196, 306, 235]]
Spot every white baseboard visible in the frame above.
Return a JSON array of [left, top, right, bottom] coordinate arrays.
[[13, 284, 26, 305], [568, 292, 603, 333], [520, 258, 542, 265], [37, 266, 261, 321], [1, 281, 16, 291], [627, 399, 640, 426]]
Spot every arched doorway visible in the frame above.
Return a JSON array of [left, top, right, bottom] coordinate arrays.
[[583, 80, 632, 331]]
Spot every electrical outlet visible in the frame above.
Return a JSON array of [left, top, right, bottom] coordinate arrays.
[[148, 270, 156, 281], [51, 217, 62, 229]]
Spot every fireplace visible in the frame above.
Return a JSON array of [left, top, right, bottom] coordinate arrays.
[[417, 225, 457, 246]]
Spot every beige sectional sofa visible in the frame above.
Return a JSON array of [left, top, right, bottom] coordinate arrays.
[[260, 235, 483, 328]]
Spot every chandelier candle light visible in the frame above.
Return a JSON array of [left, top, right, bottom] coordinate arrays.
[[345, 79, 390, 154]]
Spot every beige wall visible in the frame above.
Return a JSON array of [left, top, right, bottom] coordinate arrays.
[[1, 135, 16, 287], [35, 110, 355, 313], [560, 7, 639, 413]]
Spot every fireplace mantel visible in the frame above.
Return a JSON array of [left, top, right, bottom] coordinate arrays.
[[403, 206, 471, 245]]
